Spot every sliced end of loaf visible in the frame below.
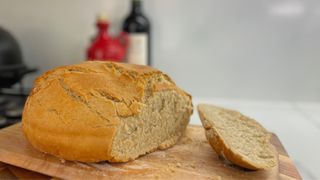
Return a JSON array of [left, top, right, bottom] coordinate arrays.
[[110, 90, 192, 162], [197, 104, 277, 170]]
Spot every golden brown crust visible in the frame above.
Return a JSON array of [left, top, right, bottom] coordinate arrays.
[[22, 61, 191, 162]]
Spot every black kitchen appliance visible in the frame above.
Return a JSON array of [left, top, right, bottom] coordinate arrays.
[[0, 26, 37, 128], [0, 26, 36, 88]]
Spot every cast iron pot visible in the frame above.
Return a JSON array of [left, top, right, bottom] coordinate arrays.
[[0, 26, 36, 88]]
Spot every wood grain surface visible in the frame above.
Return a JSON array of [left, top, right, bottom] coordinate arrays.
[[0, 123, 301, 179]]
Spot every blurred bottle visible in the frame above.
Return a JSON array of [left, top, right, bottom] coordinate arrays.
[[123, 0, 151, 66], [87, 14, 128, 62]]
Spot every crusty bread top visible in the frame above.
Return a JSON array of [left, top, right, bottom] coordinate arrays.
[[30, 61, 190, 118], [197, 104, 277, 170]]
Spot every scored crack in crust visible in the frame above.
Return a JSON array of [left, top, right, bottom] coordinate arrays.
[[22, 61, 193, 162]]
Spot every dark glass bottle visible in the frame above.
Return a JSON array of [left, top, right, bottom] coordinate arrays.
[[123, 0, 151, 66]]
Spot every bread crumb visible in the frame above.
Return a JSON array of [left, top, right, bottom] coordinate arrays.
[[179, 136, 193, 144], [166, 163, 176, 173], [176, 163, 181, 167], [154, 174, 160, 179], [190, 164, 196, 169], [60, 159, 66, 163]]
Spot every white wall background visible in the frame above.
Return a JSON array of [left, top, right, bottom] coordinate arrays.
[[0, 0, 319, 101]]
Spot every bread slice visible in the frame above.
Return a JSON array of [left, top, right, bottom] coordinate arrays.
[[197, 104, 277, 170], [22, 61, 193, 162]]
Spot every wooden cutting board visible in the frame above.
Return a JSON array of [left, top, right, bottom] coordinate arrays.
[[0, 123, 301, 179]]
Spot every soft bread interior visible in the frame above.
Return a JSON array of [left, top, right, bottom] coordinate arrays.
[[198, 104, 276, 169], [111, 91, 191, 162]]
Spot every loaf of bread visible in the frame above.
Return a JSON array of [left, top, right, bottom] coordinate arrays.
[[197, 104, 277, 170], [22, 61, 193, 162]]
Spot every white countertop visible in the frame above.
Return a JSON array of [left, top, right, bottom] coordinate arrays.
[[191, 98, 320, 180]]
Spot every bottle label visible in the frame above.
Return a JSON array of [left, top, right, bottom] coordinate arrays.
[[126, 33, 148, 65]]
